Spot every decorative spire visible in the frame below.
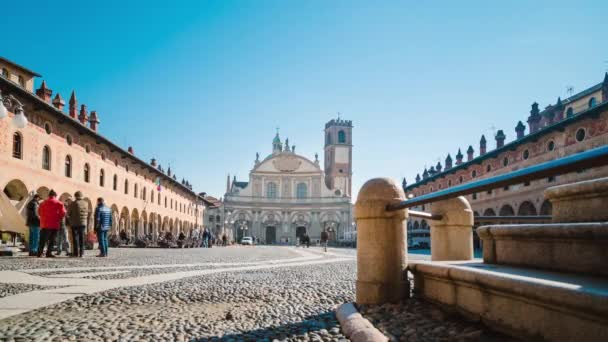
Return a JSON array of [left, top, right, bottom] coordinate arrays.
[[272, 129, 282, 152], [78, 104, 88, 125], [480, 135, 487, 156], [527, 102, 541, 133], [68, 90, 78, 119], [89, 111, 100, 131], [445, 154, 453, 170], [435, 161, 442, 172], [455, 149, 463, 165], [402, 178, 407, 190], [36, 80, 52, 102], [515, 121, 526, 139], [415, 173, 421, 183], [422, 168, 429, 179]]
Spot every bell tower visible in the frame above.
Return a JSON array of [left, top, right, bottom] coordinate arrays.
[[324, 117, 353, 197]]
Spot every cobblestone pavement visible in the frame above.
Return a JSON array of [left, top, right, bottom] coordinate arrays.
[[0, 246, 356, 341]]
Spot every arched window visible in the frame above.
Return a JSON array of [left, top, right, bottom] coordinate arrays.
[[338, 130, 346, 143], [296, 183, 308, 199], [266, 182, 278, 198], [113, 175, 118, 190], [99, 169, 105, 187], [124, 179, 129, 194], [42, 145, 51, 170], [566, 107, 574, 117], [499, 204, 515, 216], [158, 192, 161, 205], [589, 97, 597, 108], [12, 132, 22, 159], [134, 184, 138, 198], [65, 155, 72, 178], [84, 163, 90, 183], [165, 197, 167, 207], [517, 201, 537, 216], [151, 190, 154, 203], [143, 188, 147, 201]]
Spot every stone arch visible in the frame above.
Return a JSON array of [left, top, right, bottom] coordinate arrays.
[[517, 201, 537, 216], [499, 204, 515, 216], [483, 208, 496, 216], [82, 197, 94, 232], [3, 179, 29, 201], [413, 221, 420, 230], [58, 192, 72, 203], [420, 220, 428, 230], [131, 208, 140, 237], [120, 206, 130, 237], [540, 200, 552, 216], [110, 204, 120, 235], [260, 211, 282, 224], [141, 210, 148, 236]]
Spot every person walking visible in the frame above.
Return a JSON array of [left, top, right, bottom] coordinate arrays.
[[320, 229, 329, 252], [222, 233, 227, 247], [37, 190, 66, 258], [25, 194, 41, 256], [94, 197, 112, 257], [68, 191, 89, 258]]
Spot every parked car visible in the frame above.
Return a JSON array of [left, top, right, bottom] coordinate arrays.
[[241, 236, 254, 245]]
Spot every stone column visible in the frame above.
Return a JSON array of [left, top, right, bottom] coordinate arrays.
[[429, 196, 474, 261], [355, 178, 408, 304]]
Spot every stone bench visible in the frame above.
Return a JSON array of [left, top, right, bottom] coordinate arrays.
[[477, 223, 608, 277], [409, 260, 608, 341]]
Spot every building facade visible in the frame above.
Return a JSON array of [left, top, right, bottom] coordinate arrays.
[[222, 120, 353, 244], [404, 73, 608, 247], [0, 57, 205, 240]]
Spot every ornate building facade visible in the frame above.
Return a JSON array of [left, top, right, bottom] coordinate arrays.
[[0, 57, 205, 239], [222, 119, 353, 244], [403, 73, 608, 247]]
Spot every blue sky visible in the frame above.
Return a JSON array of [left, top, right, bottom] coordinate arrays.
[[4, 0, 607, 199]]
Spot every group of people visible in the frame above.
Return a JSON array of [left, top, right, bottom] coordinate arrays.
[[25, 190, 113, 258]]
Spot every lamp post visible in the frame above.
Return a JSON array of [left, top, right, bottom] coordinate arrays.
[[237, 221, 248, 243], [0, 91, 28, 128]]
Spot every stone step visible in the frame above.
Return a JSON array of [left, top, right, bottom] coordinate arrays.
[[409, 260, 608, 341], [477, 223, 608, 276]]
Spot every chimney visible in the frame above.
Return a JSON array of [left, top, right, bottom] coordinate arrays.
[[495, 130, 506, 148], [445, 154, 453, 170], [128, 146, 134, 154], [455, 149, 463, 165], [52, 93, 65, 111], [69, 91, 78, 119], [515, 121, 526, 139], [479, 135, 487, 156], [78, 104, 88, 125], [554, 97, 565, 121], [435, 161, 442, 172], [35, 80, 52, 102], [527, 102, 541, 133], [466, 145, 474, 161], [150, 158, 157, 167], [89, 111, 99, 131]]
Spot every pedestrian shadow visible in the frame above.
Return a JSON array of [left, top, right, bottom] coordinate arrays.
[[195, 311, 344, 341]]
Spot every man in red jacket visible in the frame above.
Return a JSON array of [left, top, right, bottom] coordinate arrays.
[[37, 190, 67, 258]]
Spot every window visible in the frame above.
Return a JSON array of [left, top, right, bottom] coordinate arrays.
[[84, 163, 90, 183], [12, 132, 22, 159], [171, 199, 173, 209], [548, 176, 556, 183], [448, 179, 452, 186], [99, 169, 105, 187], [459, 176, 463, 183], [575, 128, 586, 142], [151, 190, 154, 203], [471, 170, 477, 178], [296, 183, 308, 199], [158, 193, 161, 205], [113, 175, 118, 190], [44, 123, 52, 135], [524, 181, 530, 187], [338, 130, 346, 143], [472, 193, 477, 200], [486, 164, 491, 172], [589, 97, 597, 108], [42, 146, 51, 170], [134, 184, 138, 198], [503, 157, 509, 167], [523, 149, 529, 160], [66, 134, 73, 146], [165, 197, 167, 207], [18, 76, 25, 87], [266, 182, 278, 198], [85, 144, 91, 153], [1, 68, 8, 78], [566, 107, 574, 117], [65, 155, 72, 177], [124, 179, 129, 194], [143, 188, 147, 201], [101, 152, 106, 161], [547, 140, 555, 151]]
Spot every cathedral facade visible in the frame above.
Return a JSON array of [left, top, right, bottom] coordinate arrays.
[[223, 119, 353, 245]]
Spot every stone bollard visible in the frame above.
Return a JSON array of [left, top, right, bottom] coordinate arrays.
[[355, 178, 408, 304], [429, 196, 474, 261]]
